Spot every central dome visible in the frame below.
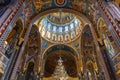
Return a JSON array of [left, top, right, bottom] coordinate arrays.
[[35, 12, 83, 43]]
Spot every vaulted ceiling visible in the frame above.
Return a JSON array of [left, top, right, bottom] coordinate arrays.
[[34, 12, 84, 43], [44, 45, 77, 77], [26, 0, 90, 14]]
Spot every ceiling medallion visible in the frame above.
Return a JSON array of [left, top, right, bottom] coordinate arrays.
[[54, 0, 67, 7]]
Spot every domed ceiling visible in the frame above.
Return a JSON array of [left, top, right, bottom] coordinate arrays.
[[35, 12, 83, 43]]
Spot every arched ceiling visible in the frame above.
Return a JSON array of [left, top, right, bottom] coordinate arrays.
[[34, 11, 85, 43], [23, 0, 92, 21], [44, 50, 77, 77], [32, 0, 88, 13], [44, 45, 77, 77]]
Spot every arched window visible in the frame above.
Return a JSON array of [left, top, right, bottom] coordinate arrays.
[[59, 27, 62, 33], [53, 26, 57, 32], [43, 19, 47, 27], [74, 19, 79, 27], [65, 26, 68, 32], [70, 23, 74, 30], [47, 23, 51, 30]]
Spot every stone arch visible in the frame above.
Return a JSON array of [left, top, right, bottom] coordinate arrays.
[[25, 8, 103, 78], [41, 44, 79, 78], [42, 44, 79, 60], [10, 8, 112, 80]]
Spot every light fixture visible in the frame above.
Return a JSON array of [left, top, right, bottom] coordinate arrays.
[[52, 57, 69, 80], [52, 42, 69, 80]]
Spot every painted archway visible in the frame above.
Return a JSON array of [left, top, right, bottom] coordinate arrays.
[[10, 8, 111, 80], [42, 44, 79, 80]]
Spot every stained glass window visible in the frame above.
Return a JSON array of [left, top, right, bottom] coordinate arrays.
[[48, 23, 51, 30], [53, 26, 57, 32], [38, 13, 82, 43], [65, 26, 68, 32], [70, 23, 74, 30], [59, 27, 62, 33], [74, 19, 79, 27], [43, 19, 47, 27]]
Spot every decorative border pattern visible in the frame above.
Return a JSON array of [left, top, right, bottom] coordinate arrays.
[[54, 0, 67, 7]]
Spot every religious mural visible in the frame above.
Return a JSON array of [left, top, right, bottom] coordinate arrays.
[[33, 0, 91, 14], [81, 25, 102, 80], [0, 0, 120, 80], [22, 1, 35, 21], [35, 12, 82, 43]]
